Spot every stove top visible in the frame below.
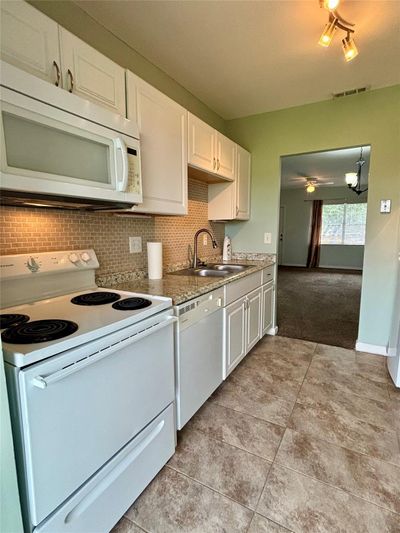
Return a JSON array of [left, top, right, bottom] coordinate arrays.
[[1, 288, 172, 367], [2, 319, 78, 344], [71, 292, 121, 306], [0, 313, 30, 329]]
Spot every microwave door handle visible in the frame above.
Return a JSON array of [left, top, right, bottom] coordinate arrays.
[[114, 137, 129, 192]]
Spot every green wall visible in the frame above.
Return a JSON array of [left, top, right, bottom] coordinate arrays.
[[226, 86, 400, 348], [29, 1, 225, 131]]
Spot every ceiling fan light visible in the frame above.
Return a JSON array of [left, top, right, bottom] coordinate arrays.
[[345, 172, 358, 187], [318, 19, 337, 47], [342, 36, 359, 61], [306, 184, 316, 193], [323, 0, 340, 10]]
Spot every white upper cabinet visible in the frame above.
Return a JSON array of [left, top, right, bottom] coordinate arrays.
[[188, 113, 215, 173], [208, 145, 251, 221], [215, 132, 236, 181], [236, 146, 251, 220], [0, 1, 61, 85], [126, 71, 188, 215], [59, 29, 126, 115]]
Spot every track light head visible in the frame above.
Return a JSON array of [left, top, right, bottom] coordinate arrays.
[[342, 34, 359, 61], [319, 18, 337, 47]]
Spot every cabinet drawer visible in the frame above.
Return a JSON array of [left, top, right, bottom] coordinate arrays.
[[262, 265, 274, 285], [225, 271, 262, 305]]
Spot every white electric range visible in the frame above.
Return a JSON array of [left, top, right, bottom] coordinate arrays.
[[1, 249, 177, 533]]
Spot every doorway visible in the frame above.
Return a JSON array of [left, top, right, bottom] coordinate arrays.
[[277, 146, 370, 349]]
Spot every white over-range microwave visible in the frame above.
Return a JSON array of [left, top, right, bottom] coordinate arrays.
[[0, 61, 142, 210]]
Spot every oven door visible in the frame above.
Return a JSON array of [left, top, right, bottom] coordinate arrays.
[[0, 87, 142, 205], [16, 311, 175, 526]]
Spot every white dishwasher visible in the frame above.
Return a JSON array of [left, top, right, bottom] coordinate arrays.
[[175, 287, 224, 429]]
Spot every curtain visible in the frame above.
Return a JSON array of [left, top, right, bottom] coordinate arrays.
[[307, 200, 323, 268]]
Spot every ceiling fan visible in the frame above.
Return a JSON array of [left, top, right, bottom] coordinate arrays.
[[288, 173, 334, 193]]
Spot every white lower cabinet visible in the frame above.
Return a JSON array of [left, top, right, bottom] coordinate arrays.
[[224, 296, 247, 378], [262, 282, 274, 335], [246, 287, 262, 352]]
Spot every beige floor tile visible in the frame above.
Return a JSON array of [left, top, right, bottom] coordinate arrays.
[[388, 380, 400, 402], [298, 380, 400, 433], [126, 467, 253, 533], [111, 517, 146, 533], [242, 349, 311, 383], [257, 464, 400, 533], [247, 513, 293, 533], [288, 401, 400, 465], [255, 335, 316, 357], [275, 428, 400, 514], [312, 347, 390, 384], [168, 427, 271, 509], [306, 364, 389, 402], [185, 402, 284, 461], [231, 362, 302, 401], [210, 375, 295, 427]]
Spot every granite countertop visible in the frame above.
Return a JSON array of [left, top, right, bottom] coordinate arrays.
[[105, 258, 275, 305]]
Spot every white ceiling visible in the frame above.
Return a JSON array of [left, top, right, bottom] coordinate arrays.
[[281, 146, 370, 189], [75, 0, 400, 119]]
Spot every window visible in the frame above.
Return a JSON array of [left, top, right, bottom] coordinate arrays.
[[321, 203, 367, 245]]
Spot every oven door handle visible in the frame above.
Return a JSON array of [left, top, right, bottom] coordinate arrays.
[[31, 316, 177, 389], [114, 137, 129, 192]]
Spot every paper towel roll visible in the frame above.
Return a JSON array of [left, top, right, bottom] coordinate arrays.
[[147, 242, 163, 280]]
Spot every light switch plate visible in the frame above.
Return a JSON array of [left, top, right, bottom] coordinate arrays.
[[129, 236, 142, 253], [264, 232, 272, 244], [380, 200, 391, 213]]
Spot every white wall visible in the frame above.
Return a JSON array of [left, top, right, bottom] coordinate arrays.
[[279, 186, 366, 269]]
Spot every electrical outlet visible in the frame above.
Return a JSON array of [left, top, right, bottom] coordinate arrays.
[[264, 232, 272, 244], [129, 236, 142, 253], [203, 234, 208, 246]]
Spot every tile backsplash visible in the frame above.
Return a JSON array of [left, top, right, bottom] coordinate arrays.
[[0, 179, 225, 277]]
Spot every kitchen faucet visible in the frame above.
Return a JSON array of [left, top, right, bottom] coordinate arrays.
[[193, 228, 218, 268]]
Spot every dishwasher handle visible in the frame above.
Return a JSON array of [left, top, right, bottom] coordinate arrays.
[[31, 316, 177, 389]]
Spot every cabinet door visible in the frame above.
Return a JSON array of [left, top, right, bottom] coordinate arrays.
[[246, 287, 262, 352], [261, 282, 274, 336], [224, 297, 246, 378], [126, 72, 188, 215], [59, 28, 126, 115], [0, 1, 60, 85], [236, 146, 251, 220], [216, 132, 236, 181], [188, 113, 215, 173]]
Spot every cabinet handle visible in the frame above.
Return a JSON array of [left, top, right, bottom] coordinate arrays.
[[52, 60, 61, 87], [67, 69, 74, 93], [213, 157, 216, 170], [217, 159, 220, 170], [236, 206, 239, 217]]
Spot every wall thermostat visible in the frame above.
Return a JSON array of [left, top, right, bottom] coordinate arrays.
[[380, 200, 391, 214]]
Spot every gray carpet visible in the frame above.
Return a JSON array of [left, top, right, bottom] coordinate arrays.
[[277, 267, 363, 349]]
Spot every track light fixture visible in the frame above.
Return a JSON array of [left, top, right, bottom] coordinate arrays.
[[318, 0, 359, 62]]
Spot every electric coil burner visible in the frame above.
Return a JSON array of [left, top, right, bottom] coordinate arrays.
[[0, 314, 30, 329], [2, 319, 78, 344], [112, 297, 152, 311], [71, 292, 121, 306]]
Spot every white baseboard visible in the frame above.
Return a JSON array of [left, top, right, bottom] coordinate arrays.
[[266, 326, 278, 336], [280, 263, 306, 267], [319, 264, 363, 270], [355, 341, 387, 356]]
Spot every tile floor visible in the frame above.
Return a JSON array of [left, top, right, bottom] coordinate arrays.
[[113, 336, 400, 533]]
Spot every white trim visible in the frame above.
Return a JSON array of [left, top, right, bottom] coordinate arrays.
[[318, 264, 363, 270], [355, 341, 387, 356], [266, 326, 278, 336], [280, 263, 306, 267]]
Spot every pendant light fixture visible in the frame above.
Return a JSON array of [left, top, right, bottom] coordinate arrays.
[[345, 148, 368, 195], [318, 0, 359, 62]]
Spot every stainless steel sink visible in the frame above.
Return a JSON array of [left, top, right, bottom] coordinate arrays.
[[206, 263, 252, 272], [170, 267, 231, 277]]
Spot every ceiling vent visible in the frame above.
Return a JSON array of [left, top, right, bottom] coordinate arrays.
[[332, 86, 370, 98]]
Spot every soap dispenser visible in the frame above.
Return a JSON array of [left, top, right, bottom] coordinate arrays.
[[222, 236, 232, 261]]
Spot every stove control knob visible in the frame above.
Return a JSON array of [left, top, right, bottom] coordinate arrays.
[[80, 252, 91, 263], [69, 253, 79, 264]]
